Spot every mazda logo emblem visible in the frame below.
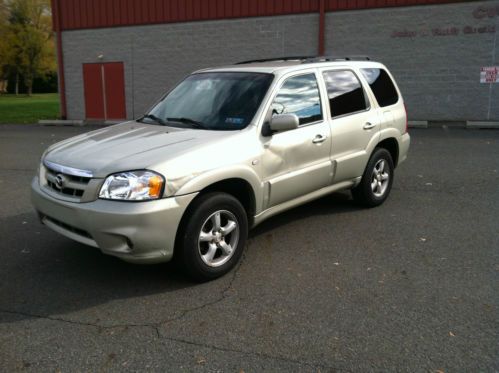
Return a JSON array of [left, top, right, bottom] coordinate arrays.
[[54, 174, 66, 190]]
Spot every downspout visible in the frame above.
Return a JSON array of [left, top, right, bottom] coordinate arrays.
[[318, 0, 325, 56], [52, 0, 67, 119]]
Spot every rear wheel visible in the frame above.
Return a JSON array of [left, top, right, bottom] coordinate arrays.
[[352, 148, 394, 207], [177, 192, 248, 281]]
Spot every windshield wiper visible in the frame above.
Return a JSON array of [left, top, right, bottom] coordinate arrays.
[[138, 114, 167, 126], [166, 117, 208, 129]]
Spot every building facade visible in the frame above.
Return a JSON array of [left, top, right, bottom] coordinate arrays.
[[51, 0, 499, 122]]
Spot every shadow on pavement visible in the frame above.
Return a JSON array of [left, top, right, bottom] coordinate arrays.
[[0, 191, 361, 324]]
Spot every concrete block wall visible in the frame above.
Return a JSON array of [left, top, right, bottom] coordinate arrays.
[[326, 1, 499, 121], [62, 14, 318, 120], [62, 0, 498, 121]]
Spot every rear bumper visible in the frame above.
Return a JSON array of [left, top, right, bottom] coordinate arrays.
[[31, 177, 197, 264], [398, 132, 411, 166]]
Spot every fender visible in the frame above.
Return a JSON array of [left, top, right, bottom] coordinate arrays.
[[174, 165, 264, 214], [378, 127, 402, 144]]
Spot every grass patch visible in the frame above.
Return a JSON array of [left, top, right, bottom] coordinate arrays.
[[0, 93, 60, 124]]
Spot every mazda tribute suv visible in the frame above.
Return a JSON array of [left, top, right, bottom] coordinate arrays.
[[31, 56, 410, 280]]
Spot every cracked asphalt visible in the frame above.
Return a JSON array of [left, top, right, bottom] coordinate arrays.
[[0, 124, 498, 372]]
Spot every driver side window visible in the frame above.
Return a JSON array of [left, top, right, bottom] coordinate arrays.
[[271, 73, 322, 126]]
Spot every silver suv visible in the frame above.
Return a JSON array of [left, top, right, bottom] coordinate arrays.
[[32, 56, 410, 280]]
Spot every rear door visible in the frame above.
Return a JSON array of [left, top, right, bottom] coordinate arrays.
[[319, 68, 380, 182], [359, 67, 405, 134]]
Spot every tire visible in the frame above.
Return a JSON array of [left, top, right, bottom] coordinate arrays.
[[177, 192, 248, 281], [351, 147, 394, 207]]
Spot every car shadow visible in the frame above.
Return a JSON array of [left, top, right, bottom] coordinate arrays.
[[250, 191, 360, 238], [0, 191, 361, 324]]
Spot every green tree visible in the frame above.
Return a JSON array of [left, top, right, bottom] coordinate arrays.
[[1, 0, 55, 95], [0, 0, 10, 87]]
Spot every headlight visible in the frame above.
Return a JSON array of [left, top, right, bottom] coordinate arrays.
[[99, 170, 164, 201]]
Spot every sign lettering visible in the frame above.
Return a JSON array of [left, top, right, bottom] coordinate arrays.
[[480, 67, 499, 84]]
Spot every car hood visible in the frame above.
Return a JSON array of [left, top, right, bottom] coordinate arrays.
[[44, 121, 239, 177]]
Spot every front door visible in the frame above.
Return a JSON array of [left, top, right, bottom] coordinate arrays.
[[261, 72, 333, 208], [83, 62, 126, 120]]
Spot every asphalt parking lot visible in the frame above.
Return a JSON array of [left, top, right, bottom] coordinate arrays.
[[0, 124, 498, 372]]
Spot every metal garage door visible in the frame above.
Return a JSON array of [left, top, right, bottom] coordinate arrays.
[[83, 62, 126, 120]]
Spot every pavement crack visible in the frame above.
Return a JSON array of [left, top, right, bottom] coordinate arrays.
[[0, 253, 339, 370], [0, 308, 159, 333], [156, 334, 339, 371], [156, 247, 246, 329], [0, 247, 248, 339], [0, 308, 338, 370]]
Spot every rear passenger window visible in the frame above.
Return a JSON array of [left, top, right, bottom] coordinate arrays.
[[271, 73, 322, 125], [322, 70, 368, 118], [361, 68, 399, 107]]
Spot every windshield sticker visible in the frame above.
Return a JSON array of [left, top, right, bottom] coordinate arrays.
[[225, 117, 244, 125], [195, 80, 213, 90]]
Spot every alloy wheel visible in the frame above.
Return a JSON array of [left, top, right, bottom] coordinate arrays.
[[371, 159, 390, 197], [198, 210, 239, 267]]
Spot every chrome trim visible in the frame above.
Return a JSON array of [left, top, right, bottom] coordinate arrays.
[[43, 160, 94, 178]]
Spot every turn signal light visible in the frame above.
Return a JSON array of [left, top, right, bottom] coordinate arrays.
[[148, 175, 163, 198]]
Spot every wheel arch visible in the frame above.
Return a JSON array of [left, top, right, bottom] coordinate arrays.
[[173, 177, 257, 262], [199, 178, 257, 224], [177, 175, 259, 227], [376, 137, 399, 168]]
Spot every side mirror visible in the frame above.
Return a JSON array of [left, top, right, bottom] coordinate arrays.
[[269, 113, 299, 133]]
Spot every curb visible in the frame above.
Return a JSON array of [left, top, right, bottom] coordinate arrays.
[[466, 121, 499, 129], [38, 120, 121, 126], [408, 120, 428, 128], [39, 119, 85, 126]]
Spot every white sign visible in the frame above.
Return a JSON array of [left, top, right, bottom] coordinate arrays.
[[480, 66, 499, 83]]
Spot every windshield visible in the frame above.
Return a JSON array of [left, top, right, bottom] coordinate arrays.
[[143, 72, 274, 130]]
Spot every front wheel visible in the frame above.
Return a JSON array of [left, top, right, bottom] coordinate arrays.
[[351, 148, 394, 207], [177, 192, 248, 281]]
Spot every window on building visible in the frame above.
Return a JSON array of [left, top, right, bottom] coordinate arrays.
[[360, 68, 399, 107], [271, 73, 322, 125], [322, 70, 368, 118]]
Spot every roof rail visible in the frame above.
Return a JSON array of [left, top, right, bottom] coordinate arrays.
[[235, 55, 371, 65], [308, 56, 371, 62], [235, 56, 316, 65]]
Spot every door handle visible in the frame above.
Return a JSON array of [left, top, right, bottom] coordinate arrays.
[[312, 134, 327, 144], [363, 122, 377, 130]]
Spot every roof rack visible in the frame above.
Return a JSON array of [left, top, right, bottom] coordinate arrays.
[[235, 55, 371, 65], [235, 56, 316, 65], [308, 55, 371, 62]]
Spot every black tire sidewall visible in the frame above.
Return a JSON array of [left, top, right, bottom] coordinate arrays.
[[179, 192, 248, 281], [355, 148, 394, 207]]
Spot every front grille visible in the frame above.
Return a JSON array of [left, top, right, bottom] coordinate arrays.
[[45, 167, 91, 198], [43, 215, 93, 239]]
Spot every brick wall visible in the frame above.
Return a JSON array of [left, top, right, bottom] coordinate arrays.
[[62, 0, 499, 121]]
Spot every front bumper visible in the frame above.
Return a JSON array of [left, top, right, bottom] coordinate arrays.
[[31, 177, 197, 264]]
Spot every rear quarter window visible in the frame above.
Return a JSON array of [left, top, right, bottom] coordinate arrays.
[[360, 68, 399, 107]]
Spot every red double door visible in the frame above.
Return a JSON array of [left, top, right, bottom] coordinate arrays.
[[83, 62, 126, 120]]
